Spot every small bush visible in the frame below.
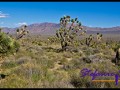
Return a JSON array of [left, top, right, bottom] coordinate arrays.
[[0, 32, 20, 55]]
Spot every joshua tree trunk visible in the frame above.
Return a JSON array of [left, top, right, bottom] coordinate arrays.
[[61, 40, 68, 51]]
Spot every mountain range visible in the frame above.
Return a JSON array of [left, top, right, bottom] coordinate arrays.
[[2, 22, 120, 35]]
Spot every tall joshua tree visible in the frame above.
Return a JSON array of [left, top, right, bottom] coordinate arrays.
[[16, 25, 29, 40], [56, 15, 85, 51]]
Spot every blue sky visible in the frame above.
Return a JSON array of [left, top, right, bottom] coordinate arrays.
[[0, 2, 120, 28]]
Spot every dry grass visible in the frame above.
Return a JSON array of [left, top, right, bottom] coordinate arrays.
[[0, 34, 120, 88]]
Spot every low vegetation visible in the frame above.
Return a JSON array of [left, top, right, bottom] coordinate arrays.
[[0, 16, 120, 88]]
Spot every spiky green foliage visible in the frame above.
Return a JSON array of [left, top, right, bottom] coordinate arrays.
[[0, 32, 20, 54], [56, 15, 85, 50]]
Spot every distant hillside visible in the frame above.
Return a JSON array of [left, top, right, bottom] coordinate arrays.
[[2, 22, 120, 35]]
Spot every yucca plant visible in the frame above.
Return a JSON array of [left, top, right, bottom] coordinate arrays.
[[56, 15, 85, 51]]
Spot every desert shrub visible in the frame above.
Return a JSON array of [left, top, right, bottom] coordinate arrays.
[[0, 75, 28, 88], [113, 44, 120, 52], [1, 60, 17, 69], [47, 36, 60, 44], [0, 32, 20, 55], [32, 41, 42, 46], [70, 71, 92, 88]]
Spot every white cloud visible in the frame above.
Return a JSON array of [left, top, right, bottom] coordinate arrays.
[[89, 25, 92, 27], [16, 22, 27, 26], [0, 11, 9, 18]]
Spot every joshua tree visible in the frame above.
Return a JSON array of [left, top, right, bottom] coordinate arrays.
[[97, 33, 103, 42], [16, 25, 29, 40], [85, 34, 94, 47], [56, 15, 84, 51]]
